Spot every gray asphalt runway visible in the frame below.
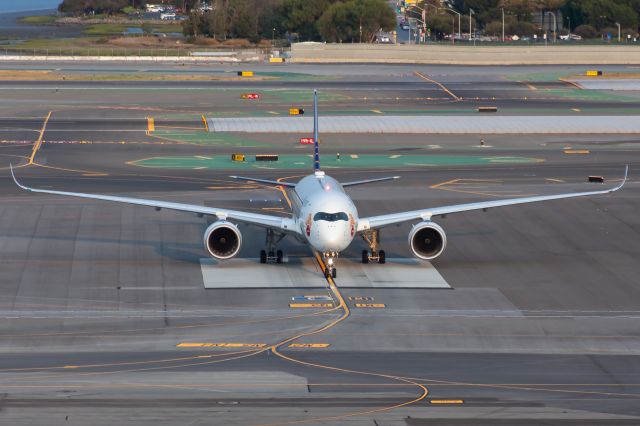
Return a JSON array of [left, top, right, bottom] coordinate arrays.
[[0, 63, 639, 425]]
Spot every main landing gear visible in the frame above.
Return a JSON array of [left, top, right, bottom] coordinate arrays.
[[323, 252, 337, 279], [360, 229, 386, 264], [259, 229, 286, 264]]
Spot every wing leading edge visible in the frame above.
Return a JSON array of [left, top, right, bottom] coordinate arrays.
[[11, 165, 299, 234], [358, 166, 628, 232]]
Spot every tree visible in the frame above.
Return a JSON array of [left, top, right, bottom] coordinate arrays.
[[281, 0, 340, 41], [573, 23, 597, 38], [562, 0, 638, 31], [317, 0, 395, 42]]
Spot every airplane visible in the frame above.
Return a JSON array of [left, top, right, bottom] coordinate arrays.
[[11, 91, 627, 279]]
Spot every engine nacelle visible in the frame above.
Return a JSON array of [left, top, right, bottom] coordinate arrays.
[[408, 221, 447, 260], [204, 221, 242, 260]]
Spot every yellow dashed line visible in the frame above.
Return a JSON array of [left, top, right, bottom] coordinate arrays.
[[430, 399, 464, 404], [564, 149, 590, 154], [354, 303, 386, 308], [289, 303, 334, 308], [177, 343, 267, 348]]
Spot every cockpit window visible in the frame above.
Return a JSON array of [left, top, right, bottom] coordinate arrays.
[[313, 212, 349, 222]]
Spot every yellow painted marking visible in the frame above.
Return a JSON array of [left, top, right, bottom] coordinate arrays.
[[430, 399, 464, 404], [241, 71, 254, 77], [147, 117, 155, 132], [525, 82, 537, 91], [371, 109, 383, 114], [267, 111, 279, 115], [415, 71, 460, 101], [289, 303, 334, 308], [201, 114, 209, 131], [261, 207, 285, 211], [354, 303, 386, 308], [82, 173, 108, 177], [177, 343, 267, 348], [288, 343, 330, 348], [63, 365, 79, 369], [572, 108, 581, 112], [348, 296, 374, 301], [350, 154, 358, 159], [564, 149, 590, 154], [28, 111, 52, 165], [546, 178, 565, 183], [195, 156, 211, 160]]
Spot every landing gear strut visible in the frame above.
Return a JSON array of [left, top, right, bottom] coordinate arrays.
[[323, 252, 337, 279], [360, 229, 385, 264], [259, 229, 286, 264]]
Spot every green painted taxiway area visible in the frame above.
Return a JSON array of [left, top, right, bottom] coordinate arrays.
[[129, 154, 544, 170]]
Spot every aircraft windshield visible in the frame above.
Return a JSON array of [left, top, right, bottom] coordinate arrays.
[[313, 212, 349, 222]]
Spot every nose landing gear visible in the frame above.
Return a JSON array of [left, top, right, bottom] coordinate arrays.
[[360, 229, 385, 264], [323, 252, 337, 279]]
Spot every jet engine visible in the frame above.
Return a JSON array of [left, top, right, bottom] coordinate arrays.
[[408, 221, 446, 260], [204, 221, 242, 259]]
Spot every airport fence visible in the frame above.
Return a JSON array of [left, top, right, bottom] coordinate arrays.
[[0, 47, 289, 58]]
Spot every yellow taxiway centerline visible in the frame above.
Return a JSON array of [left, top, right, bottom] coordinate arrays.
[[28, 111, 52, 165]]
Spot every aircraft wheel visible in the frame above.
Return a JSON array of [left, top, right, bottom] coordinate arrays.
[[259, 250, 267, 264], [331, 268, 337, 279], [276, 250, 283, 264], [378, 250, 386, 264], [361, 250, 369, 264]]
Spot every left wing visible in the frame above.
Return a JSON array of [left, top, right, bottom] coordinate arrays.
[[358, 166, 627, 231], [11, 165, 300, 234], [229, 175, 296, 188]]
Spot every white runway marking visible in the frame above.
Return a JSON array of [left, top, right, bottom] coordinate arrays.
[[200, 257, 451, 289]]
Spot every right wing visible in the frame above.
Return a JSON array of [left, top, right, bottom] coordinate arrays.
[[358, 166, 627, 231], [342, 176, 400, 187], [11, 165, 299, 234]]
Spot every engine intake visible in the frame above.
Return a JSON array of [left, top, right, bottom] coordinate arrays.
[[408, 221, 446, 260], [204, 221, 242, 260]]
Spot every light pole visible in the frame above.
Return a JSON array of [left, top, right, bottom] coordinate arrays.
[[545, 11, 557, 43], [469, 8, 475, 42], [566, 16, 571, 35], [501, 7, 505, 42], [616, 22, 621, 42], [442, 7, 461, 41], [272, 28, 275, 46]]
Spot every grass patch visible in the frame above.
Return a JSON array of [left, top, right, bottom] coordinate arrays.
[[84, 23, 181, 36], [18, 15, 57, 25]]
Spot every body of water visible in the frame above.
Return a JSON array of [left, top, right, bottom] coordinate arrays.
[[0, 0, 59, 14]]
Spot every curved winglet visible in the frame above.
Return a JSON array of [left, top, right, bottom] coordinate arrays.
[[9, 164, 30, 192], [615, 164, 629, 191]]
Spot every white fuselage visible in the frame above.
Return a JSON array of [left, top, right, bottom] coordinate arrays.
[[291, 171, 358, 254]]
